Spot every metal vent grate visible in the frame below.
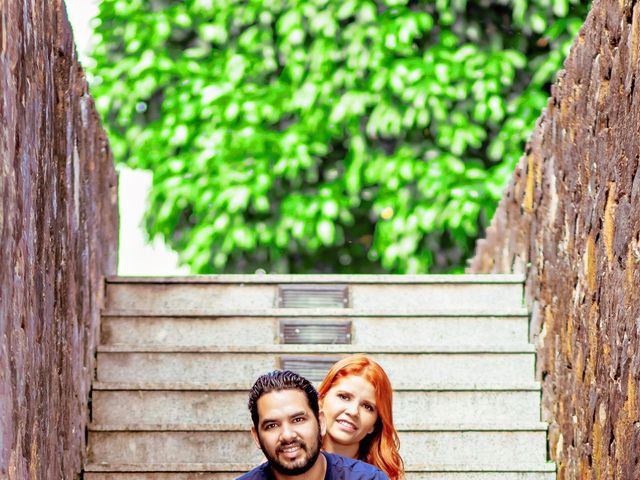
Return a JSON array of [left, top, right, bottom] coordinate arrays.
[[279, 320, 352, 344], [277, 285, 349, 308], [279, 356, 344, 382]]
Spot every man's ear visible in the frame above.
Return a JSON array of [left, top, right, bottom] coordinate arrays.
[[319, 411, 326, 437], [251, 426, 262, 450]]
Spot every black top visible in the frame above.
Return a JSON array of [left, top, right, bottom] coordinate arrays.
[[236, 452, 389, 480]]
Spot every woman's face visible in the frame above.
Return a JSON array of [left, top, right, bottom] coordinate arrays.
[[321, 375, 379, 453]]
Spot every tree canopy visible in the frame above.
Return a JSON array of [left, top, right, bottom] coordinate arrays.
[[89, 0, 589, 273]]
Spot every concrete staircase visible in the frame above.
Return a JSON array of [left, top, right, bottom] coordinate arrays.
[[84, 275, 555, 480]]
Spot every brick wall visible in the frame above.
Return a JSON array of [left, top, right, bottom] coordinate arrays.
[[469, 0, 640, 477], [0, 1, 118, 478]]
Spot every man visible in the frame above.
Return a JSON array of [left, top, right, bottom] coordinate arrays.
[[237, 370, 389, 480]]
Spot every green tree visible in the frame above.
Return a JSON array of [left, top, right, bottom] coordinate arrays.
[[89, 0, 589, 273]]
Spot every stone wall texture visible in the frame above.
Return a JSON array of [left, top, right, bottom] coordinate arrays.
[[0, 0, 118, 478], [469, 0, 640, 478]]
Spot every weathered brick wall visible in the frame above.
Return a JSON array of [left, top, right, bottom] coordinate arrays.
[[0, 1, 118, 478], [469, 0, 640, 478]]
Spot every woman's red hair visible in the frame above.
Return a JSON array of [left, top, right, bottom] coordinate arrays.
[[318, 355, 404, 480]]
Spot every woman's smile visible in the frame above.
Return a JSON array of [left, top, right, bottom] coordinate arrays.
[[336, 418, 357, 431]]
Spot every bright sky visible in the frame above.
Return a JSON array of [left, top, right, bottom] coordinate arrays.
[[63, 0, 99, 61], [64, 0, 189, 276]]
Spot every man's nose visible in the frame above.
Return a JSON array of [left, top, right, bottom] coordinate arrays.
[[280, 423, 297, 441]]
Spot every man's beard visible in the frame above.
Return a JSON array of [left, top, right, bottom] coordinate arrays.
[[258, 430, 323, 476]]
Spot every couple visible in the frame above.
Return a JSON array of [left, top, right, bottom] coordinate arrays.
[[238, 355, 403, 480]]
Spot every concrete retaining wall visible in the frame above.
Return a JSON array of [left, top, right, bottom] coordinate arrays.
[[0, 1, 118, 477], [469, 0, 640, 478]]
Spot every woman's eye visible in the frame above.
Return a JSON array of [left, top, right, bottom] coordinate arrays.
[[363, 403, 375, 412], [338, 393, 350, 400]]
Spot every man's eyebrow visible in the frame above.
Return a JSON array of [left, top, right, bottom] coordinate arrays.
[[259, 417, 278, 427], [260, 410, 308, 427]]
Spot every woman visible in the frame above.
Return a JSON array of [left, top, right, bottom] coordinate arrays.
[[318, 355, 404, 480]]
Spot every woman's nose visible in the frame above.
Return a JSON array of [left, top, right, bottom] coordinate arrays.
[[345, 402, 359, 416]]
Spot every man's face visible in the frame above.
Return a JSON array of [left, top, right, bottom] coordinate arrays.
[[251, 389, 326, 476]]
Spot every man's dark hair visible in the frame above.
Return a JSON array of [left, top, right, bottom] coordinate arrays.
[[248, 370, 320, 428]]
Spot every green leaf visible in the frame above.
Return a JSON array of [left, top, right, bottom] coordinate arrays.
[[90, 0, 591, 274], [322, 200, 339, 218], [317, 219, 336, 246]]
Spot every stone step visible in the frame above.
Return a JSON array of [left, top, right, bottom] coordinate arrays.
[[92, 381, 542, 391], [100, 315, 530, 348], [103, 307, 529, 317], [92, 389, 542, 426], [88, 422, 548, 432], [86, 429, 548, 467], [105, 275, 524, 315], [97, 344, 536, 352], [84, 473, 556, 480], [84, 463, 556, 480], [88, 274, 551, 479], [95, 350, 535, 387]]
